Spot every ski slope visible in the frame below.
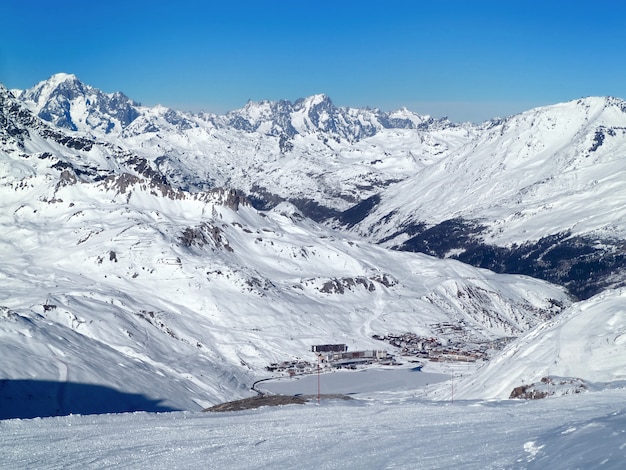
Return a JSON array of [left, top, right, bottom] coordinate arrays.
[[3, 389, 626, 469]]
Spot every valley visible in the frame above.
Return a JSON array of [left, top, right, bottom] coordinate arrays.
[[2, 74, 626, 420]]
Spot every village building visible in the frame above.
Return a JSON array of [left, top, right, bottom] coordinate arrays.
[[311, 344, 348, 353], [312, 344, 393, 368]]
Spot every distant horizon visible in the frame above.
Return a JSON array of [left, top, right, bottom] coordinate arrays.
[[3, 1, 625, 123], [4, 71, 619, 124], [8, 71, 611, 126]]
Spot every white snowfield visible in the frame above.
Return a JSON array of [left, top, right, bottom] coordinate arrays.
[[0, 160, 570, 409], [3, 390, 626, 469]]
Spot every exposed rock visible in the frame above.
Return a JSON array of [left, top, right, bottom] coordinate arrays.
[[179, 223, 233, 252], [319, 277, 375, 294], [509, 376, 588, 399], [204, 394, 352, 412]]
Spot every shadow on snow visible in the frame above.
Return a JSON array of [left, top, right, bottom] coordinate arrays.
[[0, 379, 178, 420]]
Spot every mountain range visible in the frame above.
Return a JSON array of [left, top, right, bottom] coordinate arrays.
[[2, 73, 626, 412], [16, 74, 626, 300]]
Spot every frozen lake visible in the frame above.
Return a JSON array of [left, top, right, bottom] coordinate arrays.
[[257, 367, 450, 396]]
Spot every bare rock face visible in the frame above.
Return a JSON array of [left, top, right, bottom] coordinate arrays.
[[509, 384, 549, 400], [509, 376, 588, 399], [319, 277, 375, 294], [179, 223, 233, 252], [204, 394, 352, 412]]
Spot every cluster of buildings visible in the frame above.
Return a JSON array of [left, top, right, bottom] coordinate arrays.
[[265, 344, 395, 376], [265, 330, 506, 378], [312, 344, 394, 368], [372, 332, 490, 362], [265, 359, 316, 375]]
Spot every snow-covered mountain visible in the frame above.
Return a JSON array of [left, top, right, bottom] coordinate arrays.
[[351, 96, 626, 242], [1, 83, 571, 411], [18, 73, 140, 134], [341, 97, 626, 299], [19, 73, 478, 213], [444, 287, 626, 401], [19, 74, 626, 301], [4, 72, 626, 418]]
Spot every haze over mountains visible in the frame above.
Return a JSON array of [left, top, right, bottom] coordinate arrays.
[[3, 73, 626, 418]]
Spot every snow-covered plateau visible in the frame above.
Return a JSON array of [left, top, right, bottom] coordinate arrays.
[[3, 74, 626, 468]]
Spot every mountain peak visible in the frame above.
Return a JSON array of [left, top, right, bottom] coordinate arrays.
[[21, 73, 85, 110], [586, 96, 626, 114], [47, 72, 80, 85], [38, 72, 84, 94], [304, 93, 331, 106], [294, 93, 333, 111], [19, 73, 141, 134]]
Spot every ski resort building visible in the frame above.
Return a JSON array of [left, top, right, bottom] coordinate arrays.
[[312, 344, 392, 368], [311, 344, 348, 353]]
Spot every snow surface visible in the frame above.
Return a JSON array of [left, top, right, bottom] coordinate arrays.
[[3, 389, 626, 469], [446, 287, 626, 400], [355, 97, 626, 245]]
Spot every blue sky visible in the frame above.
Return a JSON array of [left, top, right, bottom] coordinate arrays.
[[2, 0, 625, 122]]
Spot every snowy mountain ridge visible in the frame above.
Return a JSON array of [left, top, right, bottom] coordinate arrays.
[[1, 83, 575, 411], [19, 73, 140, 134], [355, 95, 626, 243], [339, 95, 626, 299], [16, 74, 480, 218], [4, 73, 626, 419], [20, 73, 457, 142]]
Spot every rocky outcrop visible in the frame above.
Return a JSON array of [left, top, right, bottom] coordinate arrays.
[[510, 376, 588, 399]]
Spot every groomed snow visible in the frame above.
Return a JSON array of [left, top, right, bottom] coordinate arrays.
[[2, 389, 626, 469]]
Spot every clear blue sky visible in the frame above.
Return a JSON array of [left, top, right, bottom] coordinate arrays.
[[2, 0, 625, 122]]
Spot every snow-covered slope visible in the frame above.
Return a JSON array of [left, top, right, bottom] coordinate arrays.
[[20, 75, 626, 247], [4, 389, 626, 469], [18, 75, 626, 301], [1, 83, 571, 410], [339, 97, 626, 299], [356, 97, 626, 244], [445, 287, 626, 400]]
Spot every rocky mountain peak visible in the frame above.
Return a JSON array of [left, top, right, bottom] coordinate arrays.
[[19, 73, 140, 134], [16, 74, 446, 144], [225, 93, 439, 142], [20, 73, 84, 109], [294, 93, 333, 111]]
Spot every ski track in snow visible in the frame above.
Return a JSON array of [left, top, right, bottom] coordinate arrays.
[[2, 389, 626, 469], [48, 346, 69, 382]]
